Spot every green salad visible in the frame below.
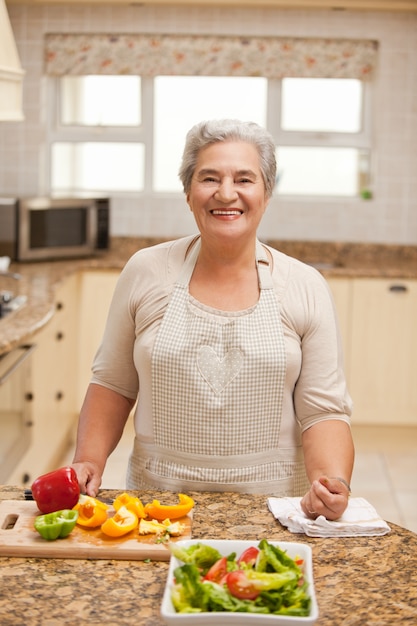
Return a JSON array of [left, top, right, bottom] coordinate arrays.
[[169, 539, 311, 616]]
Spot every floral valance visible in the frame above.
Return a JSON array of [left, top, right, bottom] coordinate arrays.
[[45, 33, 378, 80]]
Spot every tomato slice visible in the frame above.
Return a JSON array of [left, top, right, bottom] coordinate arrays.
[[204, 556, 228, 583], [237, 546, 259, 567], [226, 570, 260, 600]]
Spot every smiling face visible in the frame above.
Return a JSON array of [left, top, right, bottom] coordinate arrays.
[[186, 140, 269, 246]]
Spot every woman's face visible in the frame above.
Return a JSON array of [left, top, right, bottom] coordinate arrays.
[[186, 140, 269, 245]]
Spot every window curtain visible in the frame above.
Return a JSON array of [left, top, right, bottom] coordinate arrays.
[[45, 33, 378, 80]]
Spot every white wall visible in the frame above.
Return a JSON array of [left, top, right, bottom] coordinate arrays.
[[1, 3, 416, 244]]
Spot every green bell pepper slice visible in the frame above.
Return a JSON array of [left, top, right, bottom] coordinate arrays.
[[34, 509, 79, 541]]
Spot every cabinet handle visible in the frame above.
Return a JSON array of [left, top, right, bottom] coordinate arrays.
[[56, 331, 64, 341], [56, 391, 64, 401], [56, 301, 63, 310], [389, 284, 408, 293], [22, 473, 31, 485]]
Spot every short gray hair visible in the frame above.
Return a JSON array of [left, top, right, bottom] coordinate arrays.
[[178, 119, 277, 198]]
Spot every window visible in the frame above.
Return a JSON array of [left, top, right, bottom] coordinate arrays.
[[60, 76, 141, 126], [51, 142, 145, 193], [153, 76, 267, 192], [48, 74, 371, 198], [276, 147, 364, 196], [274, 78, 370, 196], [281, 78, 362, 132]]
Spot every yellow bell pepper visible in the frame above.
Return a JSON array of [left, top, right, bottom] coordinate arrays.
[[138, 518, 186, 537], [138, 518, 169, 535], [101, 505, 138, 537], [113, 492, 146, 519], [73, 494, 109, 528], [144, 493, 194, 521]]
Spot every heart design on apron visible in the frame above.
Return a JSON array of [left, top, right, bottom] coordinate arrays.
[[197, 345, 243, 395]]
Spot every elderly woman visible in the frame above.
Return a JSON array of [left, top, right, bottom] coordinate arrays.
[[73, 119, 354, 521]]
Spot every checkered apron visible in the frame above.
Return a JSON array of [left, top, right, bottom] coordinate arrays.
[[127, 239, 309, 495]]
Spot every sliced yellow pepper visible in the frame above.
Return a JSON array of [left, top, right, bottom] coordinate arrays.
[[73, 494, 109, 528], [101, 505, 138, 537], [144, 493, 194, 521], [138, 517, 186, 537], [113, 492, 146, 519], [138, 518, 169, 535]]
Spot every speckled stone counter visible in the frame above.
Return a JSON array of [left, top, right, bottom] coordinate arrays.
[[0, 485, 416, 625], [1, 237, 416, 356]]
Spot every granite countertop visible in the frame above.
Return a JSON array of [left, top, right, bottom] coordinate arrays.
[[0, 485, 416, 626], [1, 237, 416, 356]]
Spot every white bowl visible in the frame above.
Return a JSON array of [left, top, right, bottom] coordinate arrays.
[[161, 539, 319, 625]]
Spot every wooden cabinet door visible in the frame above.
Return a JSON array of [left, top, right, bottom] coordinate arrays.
[[325, 277, 353, 381], [77, 271, 119, 409], [8, 274, 80, 485], [53, 274, 80, 431], [349, 278, 417, 425]]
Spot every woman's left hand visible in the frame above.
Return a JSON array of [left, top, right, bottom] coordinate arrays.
[[301, 476, 350, 521]]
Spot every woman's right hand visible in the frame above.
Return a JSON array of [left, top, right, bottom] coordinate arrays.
[[71, 461, 102, 497], [71, 383, 133, 497]]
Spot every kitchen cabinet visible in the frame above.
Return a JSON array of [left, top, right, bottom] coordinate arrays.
[[78, 272, 417, 427], [348, 278, 417, 425], [7, 274, 80, 486], [327, 276, 417, 425], [77, 270, 119, 409], [6, 268, 416, 487], [326, 277, 352, 377], [0, 344, 34, 483]]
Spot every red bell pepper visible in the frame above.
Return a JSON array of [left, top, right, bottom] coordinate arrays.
[[31, 466, 80, 514]]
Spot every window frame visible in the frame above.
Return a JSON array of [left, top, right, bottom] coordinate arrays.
[[268, 79, 372, 148], [45, 75, 372, 199]]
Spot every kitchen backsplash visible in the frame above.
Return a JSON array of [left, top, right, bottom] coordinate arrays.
[[1, 3, 416, 245]]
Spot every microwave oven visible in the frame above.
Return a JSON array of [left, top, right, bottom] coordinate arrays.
[[0, 196, 110, 261]]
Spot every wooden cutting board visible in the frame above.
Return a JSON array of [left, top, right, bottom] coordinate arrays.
[[0, 500, 192, 561]]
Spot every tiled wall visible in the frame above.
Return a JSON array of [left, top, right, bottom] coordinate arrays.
[[1, 4, 416, 244]]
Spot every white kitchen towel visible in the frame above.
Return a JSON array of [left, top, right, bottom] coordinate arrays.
[[267, 496, 391, 537]]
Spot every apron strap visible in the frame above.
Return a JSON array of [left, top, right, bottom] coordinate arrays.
[[177, 237, 200, 286], [256, 239, 274, 290]]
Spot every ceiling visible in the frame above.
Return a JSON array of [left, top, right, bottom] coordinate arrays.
[[5, 0, 417, 11]]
